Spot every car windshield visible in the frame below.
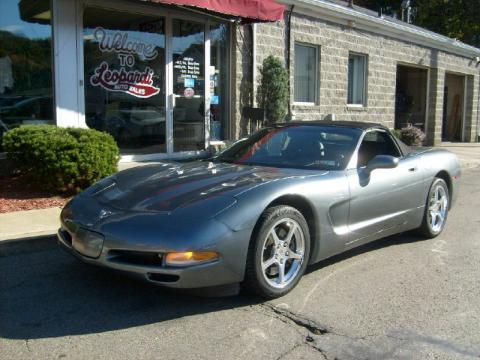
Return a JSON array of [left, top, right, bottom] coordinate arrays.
[[214, 125, 362, 170]]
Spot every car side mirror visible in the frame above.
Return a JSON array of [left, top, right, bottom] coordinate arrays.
[[364, 155, 399, 175]]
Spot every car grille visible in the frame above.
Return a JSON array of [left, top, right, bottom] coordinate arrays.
[[107, 250, 164, 267], [147, 273, 180, 283]]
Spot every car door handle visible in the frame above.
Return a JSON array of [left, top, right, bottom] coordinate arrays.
[[408, 167, 417, 172]]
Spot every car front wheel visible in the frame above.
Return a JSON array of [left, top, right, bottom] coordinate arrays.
[[243, 206, 310, 299], [417, 177, 450, 238]]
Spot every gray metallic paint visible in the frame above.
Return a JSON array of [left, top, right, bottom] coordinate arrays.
[[58, 125, 461, 289]]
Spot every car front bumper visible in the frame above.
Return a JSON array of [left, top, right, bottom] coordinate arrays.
[[57, 219, 251, 289]]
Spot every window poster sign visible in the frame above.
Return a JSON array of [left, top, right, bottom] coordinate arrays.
[[174, 57, 201, 79], [184, 78, 195, 87], [89, 27, 160, 98], [173, 56, 203, 96]]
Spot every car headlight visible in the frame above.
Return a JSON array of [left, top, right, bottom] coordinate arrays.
[[72, 229, 104, 258], [164, 251, 219, 267]]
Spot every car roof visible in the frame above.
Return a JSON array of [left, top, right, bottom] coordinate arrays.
[[275, 121, 388, 131]]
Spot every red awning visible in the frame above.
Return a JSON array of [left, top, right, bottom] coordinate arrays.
[[147, 0, 285, 22]]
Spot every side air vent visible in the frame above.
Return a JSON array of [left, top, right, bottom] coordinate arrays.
[[147, 273, 180, 283], [108, 250, 163, 266]]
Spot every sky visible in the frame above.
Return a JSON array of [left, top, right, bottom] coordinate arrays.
[[0, 1, 51, 39]]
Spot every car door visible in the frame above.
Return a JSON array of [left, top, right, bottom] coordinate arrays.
[[346, 129, 424, 245]]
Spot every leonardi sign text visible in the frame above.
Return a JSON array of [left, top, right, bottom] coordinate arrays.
[[90, 62, 159, 98], [89, 27, 160, 98]]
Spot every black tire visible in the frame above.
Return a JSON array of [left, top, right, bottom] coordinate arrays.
[[417, 177, 449, 238], [243, 205, 310, 299]]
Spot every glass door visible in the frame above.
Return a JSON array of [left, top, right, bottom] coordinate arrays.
[[209, 23, 229, 141], [171, 19, 206, 152]]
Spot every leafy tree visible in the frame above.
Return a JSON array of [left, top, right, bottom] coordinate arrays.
[[257, 56, 289, 124], [353, 0, 480, 47], [354, 0, 403, 16], [414, 0, 480, 48]]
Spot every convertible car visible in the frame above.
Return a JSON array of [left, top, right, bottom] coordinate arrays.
[[58, 121, 460, 298]]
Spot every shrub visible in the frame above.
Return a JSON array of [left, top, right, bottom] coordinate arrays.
[[2, 125, 119, 194], [257, 55, 289, 125], [398, 125, 426, 146]]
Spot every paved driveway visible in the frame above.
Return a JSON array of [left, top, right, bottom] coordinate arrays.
[[1, 169, 479, 360]]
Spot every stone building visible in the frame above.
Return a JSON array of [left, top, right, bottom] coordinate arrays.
[[233, 0, 480, 145], [1, 0, 478, 163]]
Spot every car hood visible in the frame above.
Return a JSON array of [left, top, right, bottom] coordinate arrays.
[[87, 161, 319, 213]]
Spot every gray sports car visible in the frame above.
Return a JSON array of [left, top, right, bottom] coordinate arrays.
[[58, 121, 460, 298]]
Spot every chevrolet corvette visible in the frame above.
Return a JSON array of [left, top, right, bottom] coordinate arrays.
[[58, 121, 460, 298]]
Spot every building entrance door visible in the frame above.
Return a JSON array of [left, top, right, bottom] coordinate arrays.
[[442, 73, 466, 142], [394, 65, 428, 132], [171, 19, 206, 152]]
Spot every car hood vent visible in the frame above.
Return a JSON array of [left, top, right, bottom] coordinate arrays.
[[95, 161, 305, 213]]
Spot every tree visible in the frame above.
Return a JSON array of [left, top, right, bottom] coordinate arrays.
[[414, 0, 480, 48], [353, 0, 403, 17], [257, 56, 289, 124], [353, 0, 480, 48]]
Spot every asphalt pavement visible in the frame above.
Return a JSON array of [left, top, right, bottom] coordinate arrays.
[[1, 168, 479, 360]]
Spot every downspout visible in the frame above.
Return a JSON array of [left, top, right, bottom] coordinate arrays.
[[286, 5, 294, 121], [477, 70, 480, 142], [252, 23, 257, 107]]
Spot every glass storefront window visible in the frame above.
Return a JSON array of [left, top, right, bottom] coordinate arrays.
[[0, 0, 54, 144], [83, 7, 230, 155], [83, 7, 166, 154], [210, 23, 229, 141]]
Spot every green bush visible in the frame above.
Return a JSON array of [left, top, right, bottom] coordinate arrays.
[[2, 125, 119, 194], [257, 55, 289, 125]]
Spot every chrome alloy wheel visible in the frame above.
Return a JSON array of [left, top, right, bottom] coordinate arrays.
[[261, 218, 305, 289], [428, 184, 448, 233]]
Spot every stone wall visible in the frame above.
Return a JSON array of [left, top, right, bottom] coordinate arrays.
[[233, 10, 480, 144]]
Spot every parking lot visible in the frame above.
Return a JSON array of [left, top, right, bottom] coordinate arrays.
[[1, 168, 479, 360]]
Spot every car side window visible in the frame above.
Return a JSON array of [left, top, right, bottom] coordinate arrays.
[[265, 132, 288, 156], [357, 130, 401, 167]]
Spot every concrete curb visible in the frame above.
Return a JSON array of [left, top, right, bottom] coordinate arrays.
[[439, 144, 480, 170], [0, 207, 61, 242]]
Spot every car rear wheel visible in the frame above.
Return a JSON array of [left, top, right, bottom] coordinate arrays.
[[417, 178, 449, 238], [243, 206, 310, 299]]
